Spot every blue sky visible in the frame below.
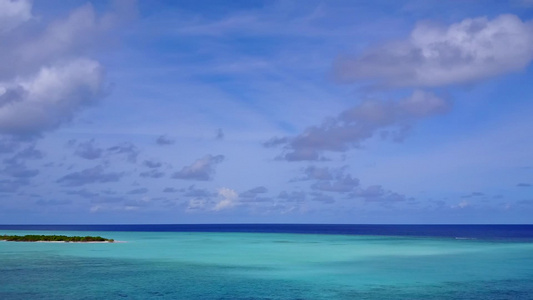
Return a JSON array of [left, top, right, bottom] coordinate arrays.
[[1, 0, 533, 224]]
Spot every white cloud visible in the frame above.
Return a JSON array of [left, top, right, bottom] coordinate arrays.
[[452, 200, 470, 209], [0, 2, 107, 80], [19, 4, 99, 64], [90, 205, 102, 213], [186, 198, 208, 212], [336, 14, 533, 87], [213, 187, 239, 211], [0, 0, 32, 33], [0, 59, 104, 136], [17, 1, 136, 71], [0, 1, 136, 137]]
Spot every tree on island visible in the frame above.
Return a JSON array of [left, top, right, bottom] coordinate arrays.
[[1, 234, 114, 242]]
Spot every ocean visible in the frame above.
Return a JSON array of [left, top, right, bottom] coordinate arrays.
[[1, 224, 532, 299]]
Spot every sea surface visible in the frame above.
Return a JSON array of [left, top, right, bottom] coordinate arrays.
[[1, 224, 533, 299]]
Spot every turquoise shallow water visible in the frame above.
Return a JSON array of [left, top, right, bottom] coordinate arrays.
[[1, 229, 533, 299]]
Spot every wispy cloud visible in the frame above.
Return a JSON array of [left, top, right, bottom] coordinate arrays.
[[57, 165, 124, 187]]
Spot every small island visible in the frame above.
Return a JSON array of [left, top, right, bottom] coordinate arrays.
[[1, 234, 114, 243]]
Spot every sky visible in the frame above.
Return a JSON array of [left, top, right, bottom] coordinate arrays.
[[1, 0, 533, 224]]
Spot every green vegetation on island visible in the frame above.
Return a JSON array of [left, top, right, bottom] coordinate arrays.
[[1, 234, 114, 243]]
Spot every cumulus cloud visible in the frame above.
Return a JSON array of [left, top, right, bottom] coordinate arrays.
[[0, 137, 20, 153], [172, 154, 225, 181], [139, 159, 165, 178], [278, 191, 306, 203], [351, 185, 407, 203], [20, 146, 43, 160], [143, 160, 162, 168], [156, 135, 175, 145], [0, 178, 29, 193], [213, 187, 238, 211], [302, 166, 335, 180], [75, 139, 103, 160], [0, 59, 105, 136], [186, 198, 209, 212], [452, 200, 470, 209], [139, 169, 165, 178], [310, 193, 335, 204], [1, 160, 38, 178], [6, 144, 44, 161], [263, 136, 289, 148], [268, 90, 449, 161], [90, 196, 123, 204], [163, 187, 179, 193], [311, 174, 359, 193], [0, 0, 32, 34], [240, 186, 268, 198], [215, 128, 224, 140], [297, 165, 360, 193], [518, 199, 533, 206], [35, 199, 71, 206], [128, 187, 148, 195], [107, 142, 139, 162], [65, 189, 98, 199], [190, 186, 270, 211], [124, 198, 151, 210], [0, 144, 43, 179], [182, 185, 215, 198], [461, 192, 485, 198], [57, 165, 123, 186], [239, 186, 271, 203], [181, 187, 217, 212], [335, 14, 533, 87], [0, 1, 136, 137], [2, 1, 136, 78], [294, 166, 408, 205], [70, 139, 139, 162]]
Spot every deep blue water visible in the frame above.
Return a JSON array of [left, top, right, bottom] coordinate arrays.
[[1, 224, 533, 240], [2, 224, 533, 299]]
